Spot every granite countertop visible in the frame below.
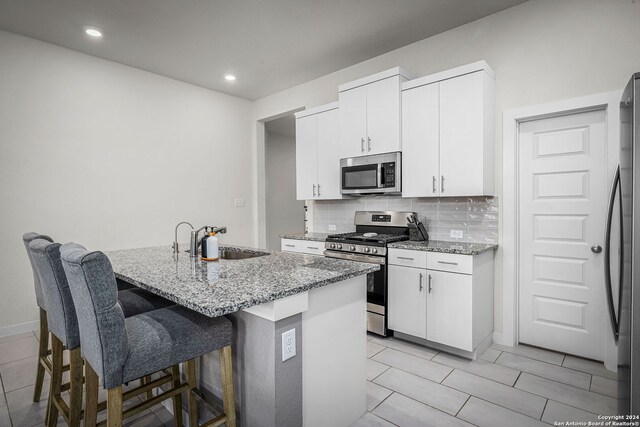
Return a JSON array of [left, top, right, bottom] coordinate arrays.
[[280, 232, 331, 242], [388, 240, 498, 255], [106, 245, 378, 318]]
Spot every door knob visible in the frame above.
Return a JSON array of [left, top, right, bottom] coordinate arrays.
[[591, 244, 603, 254]]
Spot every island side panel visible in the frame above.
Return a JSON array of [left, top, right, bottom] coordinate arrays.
[[201, 311, 303, 427], [302, 275, 367, 427]]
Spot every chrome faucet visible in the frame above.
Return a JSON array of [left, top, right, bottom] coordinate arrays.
[[173, 221, 194, 254], [190, 225, 227, 258]]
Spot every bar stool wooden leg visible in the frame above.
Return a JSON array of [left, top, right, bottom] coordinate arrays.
[[68, 348, 83, 427], [107, 385, 123, 427], [171, 365, 183, 427], [46, 335, 63, 427], [220, 346, 236, 427], [84, 360, 99, 427], [185, 359, 198, 427], [141, 375, 153, 400], [33, 307, 48, 402]]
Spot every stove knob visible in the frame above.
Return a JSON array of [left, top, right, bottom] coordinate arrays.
[[349, 245, 356, 251], [330, 243, 336, 249], [337, 244, 343, 250], [372, 248, 378, 254], [363, 247, 370, 253]]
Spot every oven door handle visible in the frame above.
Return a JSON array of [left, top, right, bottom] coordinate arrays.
[[323, 250, 386, 265]]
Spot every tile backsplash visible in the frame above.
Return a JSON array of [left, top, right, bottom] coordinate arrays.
[[308, 196, 499, 244]]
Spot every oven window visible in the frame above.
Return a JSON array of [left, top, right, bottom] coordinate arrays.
[[343, 164, 378, 189], [367, 265, 386, 306]]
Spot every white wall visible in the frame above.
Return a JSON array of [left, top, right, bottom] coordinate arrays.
[[265, 129, 304, 250], [251, 0, 640, 333], [0, 30, 252, 332]]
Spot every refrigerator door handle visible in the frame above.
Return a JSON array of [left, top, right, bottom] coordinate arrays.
[[604, 163, 621, 341]]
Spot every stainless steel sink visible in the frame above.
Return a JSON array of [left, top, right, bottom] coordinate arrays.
[[218, 249, 268, 260]]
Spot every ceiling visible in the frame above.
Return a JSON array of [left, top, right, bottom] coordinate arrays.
[[0, 0, 526, 100]]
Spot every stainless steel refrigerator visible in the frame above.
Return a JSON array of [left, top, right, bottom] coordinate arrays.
[[607, 72, 640, 415]]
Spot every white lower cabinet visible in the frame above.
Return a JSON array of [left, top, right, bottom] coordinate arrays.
[[281, 238, 325, 256], [388, 248, 494, 355], [388, 265, 427, 339], [426, 270, 473, 351]]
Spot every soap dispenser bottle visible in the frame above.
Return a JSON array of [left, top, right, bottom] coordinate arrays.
[[201, 228, 219, 261]]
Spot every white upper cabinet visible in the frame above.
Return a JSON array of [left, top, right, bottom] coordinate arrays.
[[295, 114, 318, 200], [402, 61, 495, 197], [401, 82, 439, 197], [339, 68, 411, 158], [295, 103, 342, 201]]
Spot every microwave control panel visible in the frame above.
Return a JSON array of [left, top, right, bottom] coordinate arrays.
[[382, 162, 396, 187]]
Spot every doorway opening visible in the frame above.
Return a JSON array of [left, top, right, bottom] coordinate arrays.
[[264, 114, 304, 250]]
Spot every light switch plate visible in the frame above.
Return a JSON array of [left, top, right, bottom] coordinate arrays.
[[234, 198, 245, 207], [450, 229, 464, 239], [282, 328, 296, 361]]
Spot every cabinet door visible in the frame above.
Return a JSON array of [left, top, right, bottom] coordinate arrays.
[[401, 83, 440, 197], [339, 86, 367, 158], [316, 108, 341, 200], [366, 76, 402, 155], [439, 71, 485, 196], [426, 270, 473, 351], [295, 115, 318, 200], [388, 265, 427, 339]]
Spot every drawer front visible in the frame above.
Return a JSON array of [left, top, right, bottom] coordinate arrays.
[[388, 248, 428, 269], [281, 239, 303, 253], [301, 241, 325, 256], [426, 252, 473, 274]]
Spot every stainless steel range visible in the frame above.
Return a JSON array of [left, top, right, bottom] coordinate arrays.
[[324, 211, 413, 336]]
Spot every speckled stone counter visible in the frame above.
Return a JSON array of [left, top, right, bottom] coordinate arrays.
[[388, 240, 498, 255], [106, 244, 378, 318], [279, 232, 330, 242]]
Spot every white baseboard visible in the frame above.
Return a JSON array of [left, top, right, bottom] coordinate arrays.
[[0, 320, 38, 338]]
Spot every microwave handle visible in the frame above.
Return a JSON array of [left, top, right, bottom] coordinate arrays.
[[378, 164, 384, 188]]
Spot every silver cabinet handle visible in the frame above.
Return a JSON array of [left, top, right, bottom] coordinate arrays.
[[591, 244, 602, 254], [432, 176, 436, 194], [307, 246, 319, 250], [284, 244, 295, 248], [317, 184, 321, 197], [361, 138, 365, 152], [419, 273, 423, 291], [397, 256, 414, 261], [441, 175, 445, 193], [367, 136, 371, 152], [312, 184, 316, 197], [437, 261, 458, 265], [428, 274, 432, 293]]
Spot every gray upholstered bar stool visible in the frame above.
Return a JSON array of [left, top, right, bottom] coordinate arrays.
[[28, 239, 177, 426], [22, 232, 55, 404], [60, 243, 236, 427]]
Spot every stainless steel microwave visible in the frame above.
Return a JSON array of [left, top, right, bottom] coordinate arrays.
[[340, 152, 401, 195]]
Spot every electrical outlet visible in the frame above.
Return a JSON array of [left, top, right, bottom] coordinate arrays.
[[234, 198, 245, 207], [282, 328, 296, 361], [328, 224, 337, 231], [450, 229, 464, 239]]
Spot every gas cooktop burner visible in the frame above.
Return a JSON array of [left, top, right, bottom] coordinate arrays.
[[327, 232, 409, 245]]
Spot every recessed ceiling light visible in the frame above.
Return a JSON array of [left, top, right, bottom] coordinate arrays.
[[224, 74, 236, 81], [85, 27, 103, 38]]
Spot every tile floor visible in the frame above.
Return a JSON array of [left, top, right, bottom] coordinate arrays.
[[0, 330, 620, 426], [354, 334, 619, 426], [0, 330, 174, 426]]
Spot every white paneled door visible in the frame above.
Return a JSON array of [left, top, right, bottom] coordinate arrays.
[[518, 109, 607, 361]]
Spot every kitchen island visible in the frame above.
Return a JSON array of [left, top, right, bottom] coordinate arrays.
[[107, 245, 378, 427]]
